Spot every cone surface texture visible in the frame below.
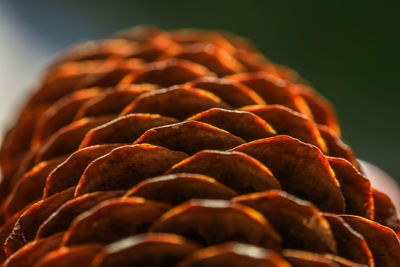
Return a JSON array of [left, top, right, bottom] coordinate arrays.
[[0, 27, 399, 267]]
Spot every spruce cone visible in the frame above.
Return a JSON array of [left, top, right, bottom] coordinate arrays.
[[0, 26, 399, 267]]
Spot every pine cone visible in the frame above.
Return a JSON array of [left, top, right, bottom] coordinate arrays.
[[0, 26, 399, 267]]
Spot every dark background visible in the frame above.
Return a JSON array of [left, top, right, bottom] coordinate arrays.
[[2, 0, 399, 181]]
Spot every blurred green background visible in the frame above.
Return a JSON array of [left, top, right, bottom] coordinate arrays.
[[2, 0, 399, 181]]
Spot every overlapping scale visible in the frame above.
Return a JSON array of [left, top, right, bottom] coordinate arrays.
[[188, 108, 276, 142], [4, 188, 75, 255], [80, 114, 178, 147], [91, 233, 199, 267], [121, 86, 230, 119], [239, 104, 327, 152], [231, 136, 345, 213], [35, 116, 115, 163], [124, 173, 237, 205], [31, 88, 101, 149], [165, 42, 245, 76], [166, 150, 280, 194], [226, 72, 313, 118], [282, 250, 340, 267], [43, 144, 121, 198], [323, 214, 373, 266], [371, 189, 400, 234], [177, 242, 291, 267], [186, 77, 266, 108], [3, 232, 64, 267], [341, 215, 400, 267], [75, 144, 187, 196], [73, 58, 144, 90], [134, 121, 245, 155], [120, 59, 216, 87], [34, 244, 103, 267], [37, 191, 125, 239], [327, 157, 373, 218], [3, 156, 69, 218], [0, 26, 398, 266], [74, 84, 156, 119], [150, 200, 282, 250], [62, 198, 171, 246], [234, 191, 337, 254]]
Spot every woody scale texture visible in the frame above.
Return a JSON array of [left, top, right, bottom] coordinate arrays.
[[0, 27, 399, 266]]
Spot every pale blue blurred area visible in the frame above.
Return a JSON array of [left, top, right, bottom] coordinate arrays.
[[0, 0, 399, 181], [0, 8, 52, 138]]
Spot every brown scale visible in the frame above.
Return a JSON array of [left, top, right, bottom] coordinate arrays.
[[0, 210, 27, 263], [31, 59, 122, 106], [2, 156, 69, 218], [283, 249, 368, 266], [74, 84, 156, 120], [231, 136, 346, 213], [169, 29, 238, 52], [3, 232, 64, 267], [319, 125, 358, 168], [341, 215, 400, 267], [163, 42, 246, 76], [119, 59, 216, 87], [31, 88, 101, 149], [177, 242, 292, 267], [239, 104, 328, 152], [327, 157, 373, 219], [4, 187, 75, 255], [121, 86, 230, 119], [43, 144, 120, 198], [293, 84, 341, 137], [372, 189, 400, 234], [80, 114, 178, 148], [186, 77, 266, 108], [150, 200, 282, 250], [35, 244, 104, 267], [124, 173, 237, 205], [0, 27, 399, 266], [323, 214, 373, 266], [72, 58, 144, 90], [226, 72, 314, 119], [0, 104, 49, 186], [37, 191, 125, 240], [91, 233, 199, 267], [35, 116, 115, 163], [74, 144, 187, 196], [282, 250, 341, 267], [124, 32, 179, 62], [62, 198, 171, 246], [322, 254, 367, 267], [234, 191, 337, 255], [188, 108, 276, 142], [53, 39, 135, 64], [134, 120, 245, 155], [166, 150, 281, 194]]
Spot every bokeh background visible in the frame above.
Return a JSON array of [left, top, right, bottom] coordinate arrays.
[[0, 0, 399, 183]]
